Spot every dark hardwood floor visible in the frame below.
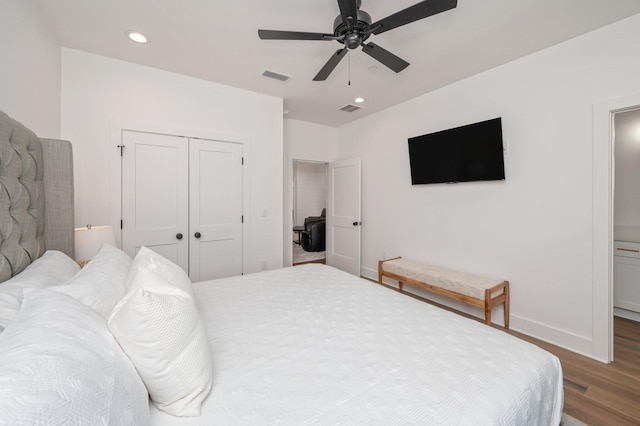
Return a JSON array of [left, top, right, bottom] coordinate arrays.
[[372, 282, 640, 426]]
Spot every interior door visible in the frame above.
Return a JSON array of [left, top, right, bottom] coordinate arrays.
[[121, 130, 189, 271], [327, 158, 361, 276], [189, 139, 243, 282]]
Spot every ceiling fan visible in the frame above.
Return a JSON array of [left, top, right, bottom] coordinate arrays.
[[258, 0, 457, 81]]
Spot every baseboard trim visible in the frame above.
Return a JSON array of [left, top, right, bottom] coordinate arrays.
[[360, 265, 598, 361], [614, 307, 640, 323]]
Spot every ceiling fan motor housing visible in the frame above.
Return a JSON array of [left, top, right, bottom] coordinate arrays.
[[333, 10, 372, 49]]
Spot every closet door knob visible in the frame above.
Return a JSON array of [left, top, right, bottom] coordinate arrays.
[[194, 232, 201, 239], [176, 233, 183, 240]]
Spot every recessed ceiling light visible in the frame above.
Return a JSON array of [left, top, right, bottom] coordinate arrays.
[[126, 31, 149, 44], [354, 97, 365, 103], [368, 66, 379, 72]]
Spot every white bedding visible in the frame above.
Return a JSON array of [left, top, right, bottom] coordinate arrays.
[[151, 264, 563, 426]]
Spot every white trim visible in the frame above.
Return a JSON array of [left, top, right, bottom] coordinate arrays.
[[283, 155, 294, 267], [592, 92, 640, 363], [109, 120, 251, 275], [614, 308, 640, 323]]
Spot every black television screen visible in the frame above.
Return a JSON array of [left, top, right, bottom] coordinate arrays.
[[408, 117, 505, 185]]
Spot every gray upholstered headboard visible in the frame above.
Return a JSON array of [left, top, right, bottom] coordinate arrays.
[[0, 110, 74, 282]]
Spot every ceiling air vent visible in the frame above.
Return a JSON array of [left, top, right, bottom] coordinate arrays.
[[340, 104, 361, 113], [261, 70, 290, 82]]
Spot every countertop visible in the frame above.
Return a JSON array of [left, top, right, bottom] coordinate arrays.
[[614, 225, 640, 243]]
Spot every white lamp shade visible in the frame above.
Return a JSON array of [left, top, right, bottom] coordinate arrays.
[[74, 225, 117, 262]]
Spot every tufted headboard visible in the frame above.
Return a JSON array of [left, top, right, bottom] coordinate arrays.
[[0, 110, 74, 282]]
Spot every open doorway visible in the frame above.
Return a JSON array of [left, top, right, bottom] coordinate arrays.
[[612, 109, 640, 326], [592, 93, 640, 362], [292, 160, 327, 265]]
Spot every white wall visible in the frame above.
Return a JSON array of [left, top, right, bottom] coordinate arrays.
[[337, 13, 640, 358], [283, 118, 337, 266], [61, 48, 283, 273], [294, 162, 326, 227], [614, 108, 640, 227], [284, 119, 338, 162], [0, 0, 60, 136]]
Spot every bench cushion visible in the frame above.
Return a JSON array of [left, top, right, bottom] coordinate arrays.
[[382, 258, 503, 300]]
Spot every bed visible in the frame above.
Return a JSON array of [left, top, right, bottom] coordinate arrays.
[[0, 110, 564, 425]]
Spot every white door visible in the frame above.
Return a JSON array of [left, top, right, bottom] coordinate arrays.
[[121, 130, 189, 271], [189, 139, 243, 281], [327, 158, 361, 276]]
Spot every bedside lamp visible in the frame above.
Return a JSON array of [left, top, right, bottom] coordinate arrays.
[[74, 225, 117, 267]]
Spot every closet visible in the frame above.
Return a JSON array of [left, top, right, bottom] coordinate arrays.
[[121, 130, 243, 282]]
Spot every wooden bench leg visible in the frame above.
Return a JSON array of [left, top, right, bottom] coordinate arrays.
[[504, 282, 510, 329], [484, 288, 492, 326]]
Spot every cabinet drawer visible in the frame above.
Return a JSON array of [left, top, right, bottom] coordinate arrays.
[[614, 241, 640, 259]]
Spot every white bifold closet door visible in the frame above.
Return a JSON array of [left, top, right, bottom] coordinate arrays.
[[121, 130, 243, 281]]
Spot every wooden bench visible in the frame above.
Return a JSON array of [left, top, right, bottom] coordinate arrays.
[[378, 257, 510, 328]]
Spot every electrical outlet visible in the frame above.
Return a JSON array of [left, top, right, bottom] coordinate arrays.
[[382, 250, 387, 259], [261, 260, 268, 270]]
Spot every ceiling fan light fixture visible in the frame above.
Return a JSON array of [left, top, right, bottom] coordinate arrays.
[[126, 31, 149, 44], [257, 0, 458, 81]]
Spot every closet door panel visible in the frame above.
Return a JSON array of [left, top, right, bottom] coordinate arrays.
[[121, 131, 189, 271], [189, 139, 243, 281]]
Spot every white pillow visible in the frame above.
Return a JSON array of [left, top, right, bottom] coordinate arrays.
[[50, 244, 132, 318], [0, 289, 149, 425], [0, 250, 80, 330], [129, 246, 195, 299], [109, 248, 213, 417]]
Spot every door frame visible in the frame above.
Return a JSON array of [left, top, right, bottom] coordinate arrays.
[[110, 121, 251, 275], [593, 91, 640, 363], [282, 155, 336, 268]]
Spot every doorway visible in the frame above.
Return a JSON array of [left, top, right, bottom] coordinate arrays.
[[593, 92, 640, 363], [612, 109, 640, 324], [292, 160, 327, 265]]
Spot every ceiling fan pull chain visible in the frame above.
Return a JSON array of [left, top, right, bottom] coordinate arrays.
[[348, 50, 351, 86]]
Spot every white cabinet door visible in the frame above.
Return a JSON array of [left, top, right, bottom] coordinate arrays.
[[189, 139, 243, 281], [121, 130, 189, 271], [614, 254, 640, 313], [327, 158, 361, 276]]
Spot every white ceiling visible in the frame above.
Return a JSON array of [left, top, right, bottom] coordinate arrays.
[[36, 0, 640, 127]]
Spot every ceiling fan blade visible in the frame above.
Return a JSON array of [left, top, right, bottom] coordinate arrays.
[[361, 43, 409, 73], [337, 0, 359, 29], [369, 0, 457, 35], [313, 48, 348, 81], [258, 29, 336, 41]]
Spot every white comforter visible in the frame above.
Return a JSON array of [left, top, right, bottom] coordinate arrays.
[[151, 264, 563, 425]]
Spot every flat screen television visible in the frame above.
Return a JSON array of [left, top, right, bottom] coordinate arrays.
[[408, 117, 505, 185]]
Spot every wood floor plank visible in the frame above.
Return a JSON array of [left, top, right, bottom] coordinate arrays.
[[563, 391, 638, 426]]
